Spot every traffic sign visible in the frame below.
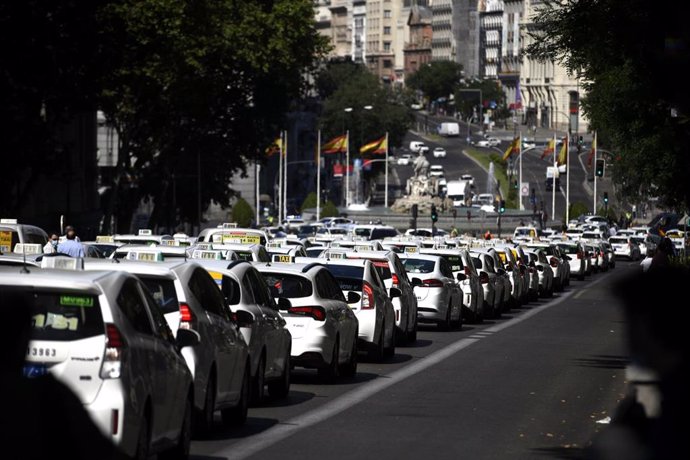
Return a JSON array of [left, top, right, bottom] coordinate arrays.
[[520, 182, 529, 197]]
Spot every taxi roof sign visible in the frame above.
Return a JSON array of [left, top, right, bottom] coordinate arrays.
[[126, 250, 164, 262], [272, 254, 294, 263], [266, 242, 284, 249], [13, 243, 43, 255], [138, 229, 153, 236], [1, 218, 18, 224], [195, 242, 214, 251], [192, 250, 225, 260], [95, 235, 115, 243], [404, 246, 419, 253], [221, 222, 238, 229], [41, 256, 84, 270]]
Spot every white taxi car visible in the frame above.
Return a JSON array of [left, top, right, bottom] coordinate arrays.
[[608, 235, 642, 260], [84, 256, 252, 435], [1, 265, 198, 458], [319, 256, 396, 361], [255, 261, 359, 380]]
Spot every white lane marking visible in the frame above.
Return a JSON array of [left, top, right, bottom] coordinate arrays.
[[213, 271, 615, 460]]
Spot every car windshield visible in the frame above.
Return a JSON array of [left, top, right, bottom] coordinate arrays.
[[139, 276, 180, 314], [324, 264, 365, 291]]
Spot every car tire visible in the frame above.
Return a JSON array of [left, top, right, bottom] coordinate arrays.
[[267, 353, 291, 399], [439, 303, 452, 331], [221, 363, 250, 427], [319, 337, 341, 381], [450, 303, 462, 330], [339, 337, 358, 377], [160, 397, 192, 460], [134, 413, 149, 460], [194, 375, 216, 436], [384, 324, 396, 358], [368, 326, 385, 362], [251, 355, 265, 406], [408, 318, 418, 343]]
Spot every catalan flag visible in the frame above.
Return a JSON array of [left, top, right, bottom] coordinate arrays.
[[587, 132, 597, 167], [541, 138, 556, 159], [557, 135, 568, 166], [265, 137, 282, 156], [360, 135, 387, 154], [322, 134, 348, 154], [502, 135, 520, 161]]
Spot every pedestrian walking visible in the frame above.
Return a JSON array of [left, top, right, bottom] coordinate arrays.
[[43, 233, 59, 254], [57, 228, 85, 257]]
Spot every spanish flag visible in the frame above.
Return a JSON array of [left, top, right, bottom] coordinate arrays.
[[502, 135, 520, 161], [265, 137, 282, 156], [557, 135, 568, 166], [322, 134, 348, 154], [587, 132, 597, 167], [541, 138, 555, 159], [360, 135, 387, 154]]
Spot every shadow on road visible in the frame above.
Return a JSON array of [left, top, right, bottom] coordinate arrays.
[[197, 416, 280, 441], [259, 389, 316, 408], [289, 370, 380, 386], [530, 446, 585, 459], [400, 338, 433, 348]]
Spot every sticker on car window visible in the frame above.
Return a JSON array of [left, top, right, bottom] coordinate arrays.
[[59, 295, 94, 308]]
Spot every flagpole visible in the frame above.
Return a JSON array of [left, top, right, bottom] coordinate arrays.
[[384, 132, 389, 209], [565, 133, 571, 224], [345, 130, 350, 209], [278, 133, 283, 224], [283, 129, 288, 220], [316, 130, 321, 221], [519, 131, 524, 210], [592, 131, 597, 215], [551, 133, 556, 222], [255, 162, 260, 226]]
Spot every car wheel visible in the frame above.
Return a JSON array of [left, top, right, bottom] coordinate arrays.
[[267, 353, 291, 399], [339, 336, 358, 377], [450, 302, 462, 330], [251, 355, 265, 406], [221, 363, 249, 427], [384, 324, 395, 358], [194, 375, 216, 436], [408, 318, 418, 343], [160, 396, 192, 460], [319, 337, 341, 381], [368, 325, 385, 362], [439, 303, 452, 331]]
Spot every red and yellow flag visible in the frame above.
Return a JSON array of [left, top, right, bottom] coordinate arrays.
[[265, 137, 282, 156], [322, 134, 348, 154], [502, 135, 520, 161], [557, 135, 568, 166], [541, 138, 555, 159], [360, 135, 387, 154]]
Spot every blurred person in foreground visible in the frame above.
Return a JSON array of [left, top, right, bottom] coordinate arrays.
[[0, 289, 127, 460], [587, 266, 690, 460]]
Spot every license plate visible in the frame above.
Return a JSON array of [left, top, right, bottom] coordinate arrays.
[[416, 296, 422, 300], [23, 363, 48, 378]]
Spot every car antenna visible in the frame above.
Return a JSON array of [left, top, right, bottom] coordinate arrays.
[[20, 248, 30, 274]]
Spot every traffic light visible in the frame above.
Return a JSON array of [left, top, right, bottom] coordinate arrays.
[[431, 204, 438, 222], [411, 204, 418, 219], [499, 200, 506, 214], [513, 179, 518, 190], [603, 192, 609, 204], [595, 159, 605, 177]]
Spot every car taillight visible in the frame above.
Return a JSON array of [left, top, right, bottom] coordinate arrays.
[[600, 250, 605, 258], [101, 323, 125, 379], [179, 302, 194, 330], [288, 305, 326, 321], [464, 266, 472, 276], [392, 273, 399, 287], [577, 251, 583, 259], [423, 279, 444, 287], [362, 282, 375, 310], [549, 257, 559, 268], [479, 272, 489, 284]]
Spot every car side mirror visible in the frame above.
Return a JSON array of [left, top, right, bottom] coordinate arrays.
[[411, 277, 423, 287], [277, 297, 292, 311], [389, 287, 402, 298], [456, 273, 467, 282], [234, 309, 254, 327], [497, 268, 506, 276], [176, 328, 201, 349], [346, 291, 361, 303]]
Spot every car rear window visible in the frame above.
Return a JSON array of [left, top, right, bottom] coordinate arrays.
[[235, 251, 254, 261], [1, 288, 104, 342], [609, 237, 627, 244], [139, 276, 180, 314], [262, 273, 313, 298], [402, 258, 436, 274], [439, 255, 464, 272], [324, 264, 364, 291], [557, 244, 579, 255]]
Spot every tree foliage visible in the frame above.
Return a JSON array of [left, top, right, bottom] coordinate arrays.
[[454, 79, 507, 123], [527, 0, 690, 211], [231, 197, 254, 228], [406, 61, 464, 106], [320, 201, 340, 218]]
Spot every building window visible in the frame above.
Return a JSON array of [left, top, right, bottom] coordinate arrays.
[[384, 26, 391, 35], [384, 10, 391, 18], [383, 42, 391, 52], [384, 60, 392, 68]]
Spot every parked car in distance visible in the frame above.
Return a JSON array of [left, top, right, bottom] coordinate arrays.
[[433, 147, 447, 158]]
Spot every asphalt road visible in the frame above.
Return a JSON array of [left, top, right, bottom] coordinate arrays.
[[190, 261, 639, 460]]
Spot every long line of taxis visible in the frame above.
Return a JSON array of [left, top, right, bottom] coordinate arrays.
[[0, 219, 621, 459]]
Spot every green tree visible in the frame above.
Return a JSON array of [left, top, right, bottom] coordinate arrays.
[[454, 79, 507, 124], [231, 197, 254, 228], [407, 61, 464, 108], [320, 201, 340, 218], [527, 0, 690, 211], [300, 192, 317, 212], [568, 202, 590, 223]]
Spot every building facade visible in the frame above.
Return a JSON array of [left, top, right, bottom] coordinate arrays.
[[404, 2, 433, 79]]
